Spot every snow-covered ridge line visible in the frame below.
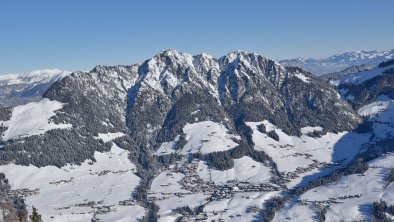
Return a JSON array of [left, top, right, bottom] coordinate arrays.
[[338, 63, 394, 85], [0, 69, 70, 86], [280, 48, 394, 75]]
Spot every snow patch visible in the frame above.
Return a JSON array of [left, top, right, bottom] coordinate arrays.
[[358, 100, 392, 116], [0, 144, 144, 221], [154, 121, 240, 155], [294, 72, 310, 83], [339, 64, 394, 85], [0, 98, 72, 141], [197, 156, 272, 184], [181, 121, 240, 154], [247, 121, 370, 187], [274, 153, 394, 221], [94, 132, 125, 142], [154, 135, 181, 155]]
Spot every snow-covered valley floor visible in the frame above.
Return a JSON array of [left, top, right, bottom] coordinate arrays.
[[0, 133, 145, 222], [0, 98, 393, 221]]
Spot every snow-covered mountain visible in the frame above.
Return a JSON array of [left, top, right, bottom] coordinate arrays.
[[0, 69, 70, 108], [320, 64, 375, 81], [280, 49, 394, 75], [0, 51, 393, 221], [274, 59, 394, 222]]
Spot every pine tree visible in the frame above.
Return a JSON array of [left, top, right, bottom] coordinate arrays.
[[29, 206, 43, 222]]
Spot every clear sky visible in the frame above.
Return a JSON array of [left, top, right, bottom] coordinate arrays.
[[1, 0, 393, 74]]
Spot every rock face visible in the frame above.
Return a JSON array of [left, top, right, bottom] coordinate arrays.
[[280, 49, 394, 75], [0, 50, 361, 167]]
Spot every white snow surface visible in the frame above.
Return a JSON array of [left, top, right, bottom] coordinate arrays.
[[155, 121, 240, 155], [151, 171, 190, 194], [0, 69, 70, 86], [0, 98, 72, 141], [247, 121, 371, 187], [358, 97, 394, 141], [273, 153, 394, 222], [94, 132, 126, 142], [197, 156, 273, 185], [203, 191, 280, 222], [294, 72, 310, 83], [155, 193, 209, 217], [181, 121, 240, 154], [0, 143, 145, 222], [358, 100, 392, 116], [339, 64, 394, 85]]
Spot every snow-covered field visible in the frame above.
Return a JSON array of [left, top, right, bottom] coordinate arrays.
[[203, 191, 279, 222], [197, 156, 272, 185], [358, 96, 394, 141], [150, 158, 278, 222], [273, 96, 394, 221], [155, 121, 240, 155], [247, 121, 370, 187], [273, 153, 394, 222], [0, 133, 145, 222], [0, 98, 72, 141]]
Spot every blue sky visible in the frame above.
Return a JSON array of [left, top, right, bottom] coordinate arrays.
[[0, 0, 393, 74]]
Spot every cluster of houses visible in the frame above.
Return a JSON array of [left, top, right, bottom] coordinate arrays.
[[281, 160, 335, 181], [118, 199, 136, 206], [49, 177, 74, 185], [147, 160, 283, 221], [89, 168, 134, 176], [298, 193, 362, 206], [10, 188, 39, 198]]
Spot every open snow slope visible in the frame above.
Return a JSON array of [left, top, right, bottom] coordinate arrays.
[[338, 64, 394, 85], [0, 133, 145, 222], [0, 98, 72, 141], [273, 92, 394, 222], [273, 153, 394, 222], [155, 121, 240, 155], [197, 156, 273, 185], [247, 121, 371, 187]]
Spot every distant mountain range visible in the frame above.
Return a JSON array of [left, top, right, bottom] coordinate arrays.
[[280, 49, 394, 75], [0, 69, 69, 108]]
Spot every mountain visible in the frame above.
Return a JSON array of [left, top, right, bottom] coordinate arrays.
[[320, 64, 375, 81], [0, 69, 70, 108], [333, 59, 394, 110], [0, 50, 392, 221], [274, 59, 394, 221], [280, 49, 394, 75]]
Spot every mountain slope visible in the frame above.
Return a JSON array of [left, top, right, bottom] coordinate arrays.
[[273, 59, 394, 222], [334, 59, 394, 110], [0, 50, 372, 221], [320, 64, 375, 81], [280, 49, 394, 75]]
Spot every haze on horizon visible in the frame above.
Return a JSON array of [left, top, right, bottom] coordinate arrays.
[[0, 0, 393, 74]]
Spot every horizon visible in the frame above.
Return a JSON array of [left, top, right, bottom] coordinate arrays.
[[1, 47, 394, 75], [1, 0, 394, 74]]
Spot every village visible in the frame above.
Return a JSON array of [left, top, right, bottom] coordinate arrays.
[[297, 193, 363, 206], [146, 159, 282, 221]]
